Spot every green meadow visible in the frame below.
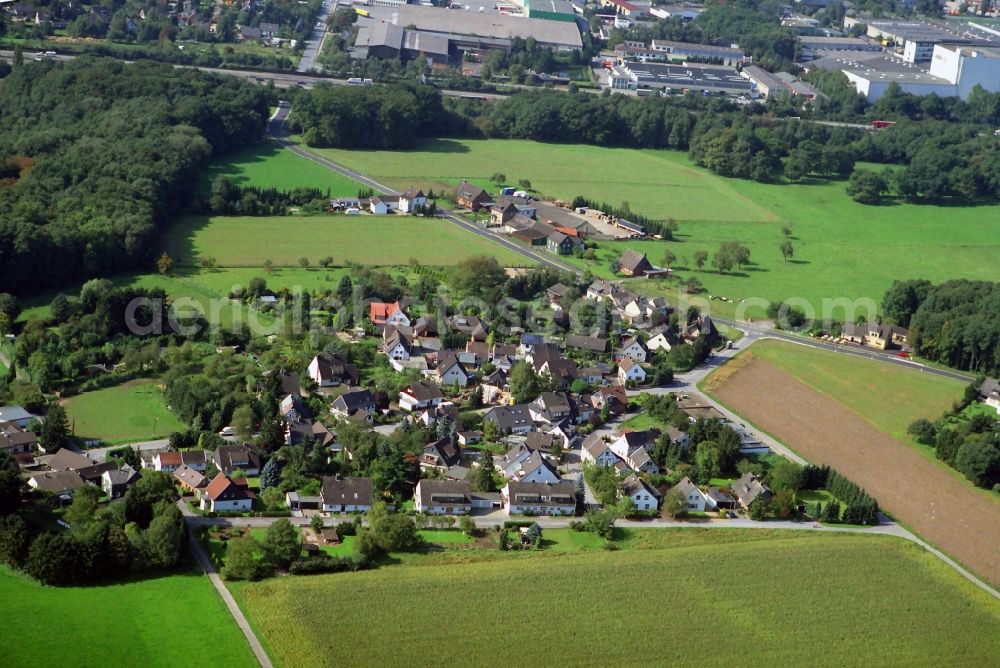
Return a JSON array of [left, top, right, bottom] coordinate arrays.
[[62, 379, 187, 444], [201, 140, 364, 196], [305, 138, 1000, 315], [0, 568, 255, 667]]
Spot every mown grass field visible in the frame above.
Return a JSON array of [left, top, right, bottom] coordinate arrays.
[[0, 568, 255, 667], [62, 379, 186, 444], [165, 215, 532, 268], [201, 140, 364, 196], [704, 340, 965, 444], [307, 138, 1000, 316], [233, 530, 1000, 667]]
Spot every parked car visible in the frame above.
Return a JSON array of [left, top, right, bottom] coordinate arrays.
[[897, 351, 910, 358]]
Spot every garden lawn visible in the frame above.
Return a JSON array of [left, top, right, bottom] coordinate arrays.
[[201, 140, 364, 196], [307, 138, 1000, 316], [0, 568, 255, 667], [233, 530, 1000, 668], [62, 379, 186, 444], [165, 215, 532, 268]]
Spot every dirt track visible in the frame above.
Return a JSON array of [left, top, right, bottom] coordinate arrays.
[[713, 358, 1000, 588]]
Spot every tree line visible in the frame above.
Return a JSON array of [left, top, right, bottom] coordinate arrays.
[[883, 279, 1000, 375], [0, 57, 273, 296]]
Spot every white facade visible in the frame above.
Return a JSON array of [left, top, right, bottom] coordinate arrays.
[[629, 486, 659, 511], [385, 341, 410, 362], [398, 193, 427, 214], [619, 362, 646, 384], [201, 497, 252, 513], [438, 364, 469, 387], [519, 463, 561, 485], [322, 501, 371, 513]]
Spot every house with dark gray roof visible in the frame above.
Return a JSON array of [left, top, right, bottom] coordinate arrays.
[[502, 480, 576, 516], [414, 479, 472, 514], [484, 405, 536, 435], [618, 249, 654, 276], [331, 389, 377, 422], [399, 380, 444, 412], [731, 472, 772, 509], [320, 476, 374, 513]]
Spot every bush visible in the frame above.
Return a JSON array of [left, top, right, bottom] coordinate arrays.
[[288, 554, 368, 575], [907, 418, 937, 445]]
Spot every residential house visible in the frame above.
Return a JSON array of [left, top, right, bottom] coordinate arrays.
[[624, 474, 661, 511], [618, 249, 654, 277], [436, 354, 469, 388], [308, 352, 359, 387], [582, 438, 623, 468], [213, 445, 261, 477], [670, 476, 708, 512], [618, 358, 647, 384], [484, 405, 535, 435], [537, 357, 578, 389], [200, 473, 253, 513], [0, 421, 38, 455], [369, 196, 391, 215], [446, 315, 488, 341], [546, 231, 578, 255], [320, 476, 374, 513], [564, 334, 608, 354], [978, 378, 1000, 414], [514, 452, 561, 484], [382, 329, 412, 362], [455, 181, 491, 210], [615, 336, 648, 363], [154, 450, 206, 474], [370, 301, 410, 328], [646, 327, 679, 352], [28, 471, 88, 498], [491, 201, 519, 227], [174, 464, 208, 493], [594, 385, 629, 416], [502, 481, 576, 516], [420, 437, 462, 471], [586, 278, 622, 301], [610, 430, 660, 474], [398, 188, 427, 213], [331, 390, 377, 422], [530, 392, 575, 424], [731, 472, 772, 509], [399, 380, 444, 412], [525, 430, 563, 453], [501, 443, 537, 478], [0, 405, 34, 428], [414, 479, 472, 514], [101, 465, 140, 499]]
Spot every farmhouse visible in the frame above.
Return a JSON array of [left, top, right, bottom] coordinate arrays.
[[618, 250, 654, 277], [414, 479, 473, 514], [455, 181, 491, 210], [320, 476, 375, 513], [398, 188, 427, 213], [201, 473, 253, 513], [502, 480, 576, 515]]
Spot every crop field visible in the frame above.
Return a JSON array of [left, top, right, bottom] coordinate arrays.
[[307, 138, 1000, 316], [201, 140, 364, 196], [233, 530, 1000, 667], [0, 568, 255, 667], [705, 342, 1000, 587], [62, 379, 186, 444], [165, 215, 532, 268]]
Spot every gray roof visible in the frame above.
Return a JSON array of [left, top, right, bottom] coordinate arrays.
[[564, 334, 607, 352], [0, 406, 33, 423], [320, 476, 374, 506], [418, 479, 472, 503], [375, 4, 582, 49], [624, 474, 660, 498], [505, 480, 576, 505], [405, 380, 444, 402], [30, 470, 87, 494], [619, 249, 652, 273]]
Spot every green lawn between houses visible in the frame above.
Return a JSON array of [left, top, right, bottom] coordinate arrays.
[[230, 529, 1000, 668], [0, 567, 256, 667], [304, 138, 1000, 318], [61, 379, 187, 445]]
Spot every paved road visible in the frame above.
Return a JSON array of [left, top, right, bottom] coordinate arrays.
[[187, 523, 274, 668], [80, 439, 170, 461], [297, 0, 335, 73]]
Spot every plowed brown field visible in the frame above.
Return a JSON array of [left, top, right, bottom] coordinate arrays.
[[712, 357, 1000, 587]]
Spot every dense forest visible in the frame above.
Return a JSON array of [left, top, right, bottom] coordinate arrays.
[[883, 279, 1000, 375], [0, 57, 273, 295], [292, 82, 1000, 200]]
